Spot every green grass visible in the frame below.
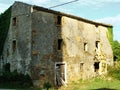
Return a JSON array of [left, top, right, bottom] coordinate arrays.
[[60, 76, 120, 90], [60, 62, 120, 90]]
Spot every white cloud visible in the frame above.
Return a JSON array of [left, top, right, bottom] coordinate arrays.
[[95, 15, 120, 25]]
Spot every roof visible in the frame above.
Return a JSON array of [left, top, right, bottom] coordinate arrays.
[[15, 1, 113, 28]]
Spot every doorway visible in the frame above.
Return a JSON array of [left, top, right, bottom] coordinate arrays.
[[55, 62, 66, 86]]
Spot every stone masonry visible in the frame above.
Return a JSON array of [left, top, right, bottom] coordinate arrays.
[[0, 1, 113, 88]]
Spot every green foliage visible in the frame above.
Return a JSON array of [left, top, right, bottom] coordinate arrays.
[[108, 62, 120, 80], [0, 6, 11, 55], [107, 27, 113, 46], [112, 40, 120, 61], [107, 27, 120, 61], [0, 69, 33, 89], [43, 82, 52, 90]]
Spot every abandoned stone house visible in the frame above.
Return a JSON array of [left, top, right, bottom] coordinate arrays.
[[0, 1, 113, 87]]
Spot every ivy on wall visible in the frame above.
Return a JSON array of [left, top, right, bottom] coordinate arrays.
[[107, 26, 113, 46], [0, 7, 11, 55], [107, 26, 120, 61]]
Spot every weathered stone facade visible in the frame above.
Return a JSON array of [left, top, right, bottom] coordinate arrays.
[[0, 1, 113, 88]]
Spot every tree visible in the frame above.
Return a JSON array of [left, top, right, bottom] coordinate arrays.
[[112, 40, 120, 61]]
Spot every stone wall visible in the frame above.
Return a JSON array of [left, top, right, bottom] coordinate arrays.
[[1, 1, 113, 88], [30, 8, 113, 87], [2, 2, 32, 74]]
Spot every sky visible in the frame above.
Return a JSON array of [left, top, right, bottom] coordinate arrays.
[[0, 0, 120, 42]]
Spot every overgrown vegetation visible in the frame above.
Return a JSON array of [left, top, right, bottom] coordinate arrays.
[[107, 27, 120, 61], [108, 62, 120, 80], [0, 63, 33, 89], [0, 6, 11, 55], [43, 82, 52, 90], [112, 40, 120, 61], [107, 27, 113, 46]]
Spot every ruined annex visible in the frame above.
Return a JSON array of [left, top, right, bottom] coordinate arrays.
[[0, 1, 113, 87]]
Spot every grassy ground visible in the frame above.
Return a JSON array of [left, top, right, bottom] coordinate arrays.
[[0, 75, 120, 90], [59, 76, 120, 90]]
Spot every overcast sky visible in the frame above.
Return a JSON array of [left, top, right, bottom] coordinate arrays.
[[0, 0, 120, 42]]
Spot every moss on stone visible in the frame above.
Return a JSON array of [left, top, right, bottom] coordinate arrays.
[[0, 6, 11, 55]]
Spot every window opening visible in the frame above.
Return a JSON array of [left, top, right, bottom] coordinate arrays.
[[57, 16, 62, 25], [94, 62, 99, 72], [80, 63, 84, 72], [96, 41, 100, 49], [84, 43, 88, 51], [13, 17, 17, 26], [58, 39, 62, 50], [12, 40, 16, 52]]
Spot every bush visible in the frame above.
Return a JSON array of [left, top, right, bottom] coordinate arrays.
[[108, 62, 120, 80], [0, 69, 33, 88], [43, 82, 52, 90]]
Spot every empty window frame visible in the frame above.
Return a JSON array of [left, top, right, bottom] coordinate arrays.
[[94, 62, 99, 72], [58, 39, 63, 50], [57, 16, 62, 25], [13, 17, 17, 26], [84, 43, 88, 51], [12, 40, 16, 52]]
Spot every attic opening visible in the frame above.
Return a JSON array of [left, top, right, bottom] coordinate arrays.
[[58, 39, 63, 50], [95, 25, 99, 32], [94, 62, 99, 72], [57, 16, 62, 25], [13, 17, 17, 26]]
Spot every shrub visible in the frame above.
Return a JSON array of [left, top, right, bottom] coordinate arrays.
[[108, 62, 120, 80], [43, 82, 52, 90], [0, 69, 33, 88]]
